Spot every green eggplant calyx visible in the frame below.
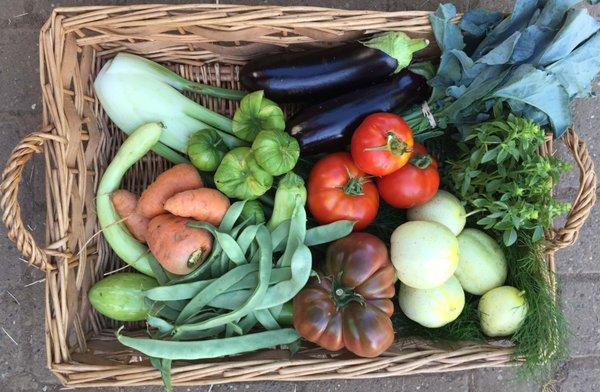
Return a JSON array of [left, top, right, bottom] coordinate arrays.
[[361, 31, 429, 73]]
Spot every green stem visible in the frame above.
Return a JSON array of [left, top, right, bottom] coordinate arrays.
[[184, 83, 246, 101], [186, 105, 234, 133], [332, 275, 365, 310], [214, 129, 249, 149], [465, 209, 485, 218], [364, 132, 410, 156], [151, 142, 190, 164], [410, 154, 433, 169], [343, 176, 365, 196]]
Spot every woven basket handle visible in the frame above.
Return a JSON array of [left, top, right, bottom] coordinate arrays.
[[546, 129, 597, 253], [0, 126, 65, 268]]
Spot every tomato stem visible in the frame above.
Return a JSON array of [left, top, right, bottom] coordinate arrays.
[[363, 131, 411, 157], [332, 274, 365, 309], [410, 153, 433, 169], [342, 165, 366, 196]]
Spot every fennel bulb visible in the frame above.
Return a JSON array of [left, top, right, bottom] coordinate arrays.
[[94, 53, 246, 155]]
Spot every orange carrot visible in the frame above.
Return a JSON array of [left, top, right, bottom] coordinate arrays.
[[164, 188, 230, 227], [111, 190, 149, 243], [146, 214, 213, 275], [137, 163, 203, 219]]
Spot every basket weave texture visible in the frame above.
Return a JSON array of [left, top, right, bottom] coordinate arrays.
[[0, 4, 597, 388]]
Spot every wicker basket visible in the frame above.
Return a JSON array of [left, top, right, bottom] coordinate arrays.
[[0, 4, 597, 388]]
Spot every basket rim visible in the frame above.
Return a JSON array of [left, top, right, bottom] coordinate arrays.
[[0, 3, 596, 388]]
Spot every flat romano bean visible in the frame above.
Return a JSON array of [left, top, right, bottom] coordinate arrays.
[[236, 224, 260, 255], [225, 322, 243, 337], [258, 244, 312, 309], [239, 313, 258, 334], [254, 309, 280, 331], [272, 220, 354, 253], [304, 220, 354, 247], [207, 268, 291, 308], [209, 244, 312, 311], [147, 315, 174, 334], [145, 279, 214, 302], [211, 254, 223, 278], [147, 255, 170, 286], [175, 263, 258, 324], [219, 200, 247, 232], [277, 203, 306, 268], [172, 226, 273, 337], [117, 328, 300, 360], [268, 304, 283, 320], [150, 302, 180, 321], [147, 267, 291, 302], [185, 309, 223, 324], [174, 325, 226, 341], [150, 357, 172, 390], [189, 221, 246, 265], [217, 218, 251, 275], [166, 300, 187, 312], [270, 220, 291, 251], [219, 218, 251, 274], [167, 241, 222, 285]]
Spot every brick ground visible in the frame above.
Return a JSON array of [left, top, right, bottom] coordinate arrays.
[[1, 1, 599, 391]]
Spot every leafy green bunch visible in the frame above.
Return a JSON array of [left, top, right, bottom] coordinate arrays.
[[448, 112, 571, 246]]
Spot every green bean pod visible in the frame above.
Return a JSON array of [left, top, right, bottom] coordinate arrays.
[[97, 122, 164, 277], [145, 267, 291, 302], [172, 225, 273, 337], [254, 309, 280, 330], [188, 221, 247, 265], [175, 263, 259, 323], [117, 327, 299, 360]]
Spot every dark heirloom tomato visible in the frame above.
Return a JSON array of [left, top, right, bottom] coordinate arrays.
[[376, 142, 440, 209], [293, 233, 396, 357]]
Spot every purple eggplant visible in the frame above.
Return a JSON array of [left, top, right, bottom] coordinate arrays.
[[240, 32, 428, 102], [287, 70, 428, 155]]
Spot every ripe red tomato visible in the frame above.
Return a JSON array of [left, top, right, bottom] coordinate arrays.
[[376, 143, 440, 209], [351, 113, 414, 176], [308, 152, 379, 231]]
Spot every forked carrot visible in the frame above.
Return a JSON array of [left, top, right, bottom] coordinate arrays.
[[164, 188, 230, 227], [137, 163, 203, 219]]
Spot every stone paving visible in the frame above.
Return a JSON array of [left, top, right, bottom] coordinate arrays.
[[0, 1, 598, 391]]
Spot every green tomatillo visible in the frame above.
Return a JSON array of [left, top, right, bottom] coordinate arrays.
[[187, 129, 228, 172], [232, 90, 285, 142], [214, 147, 273, 200], [252, 130, 300, 176]]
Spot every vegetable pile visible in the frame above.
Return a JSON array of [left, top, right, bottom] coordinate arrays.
[[90, 1, 600, 390]]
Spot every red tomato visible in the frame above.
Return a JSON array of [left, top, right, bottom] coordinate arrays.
[[308, 152, 379, 231], [351, 113, 414, 176], [376, 143, 440, 209]]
